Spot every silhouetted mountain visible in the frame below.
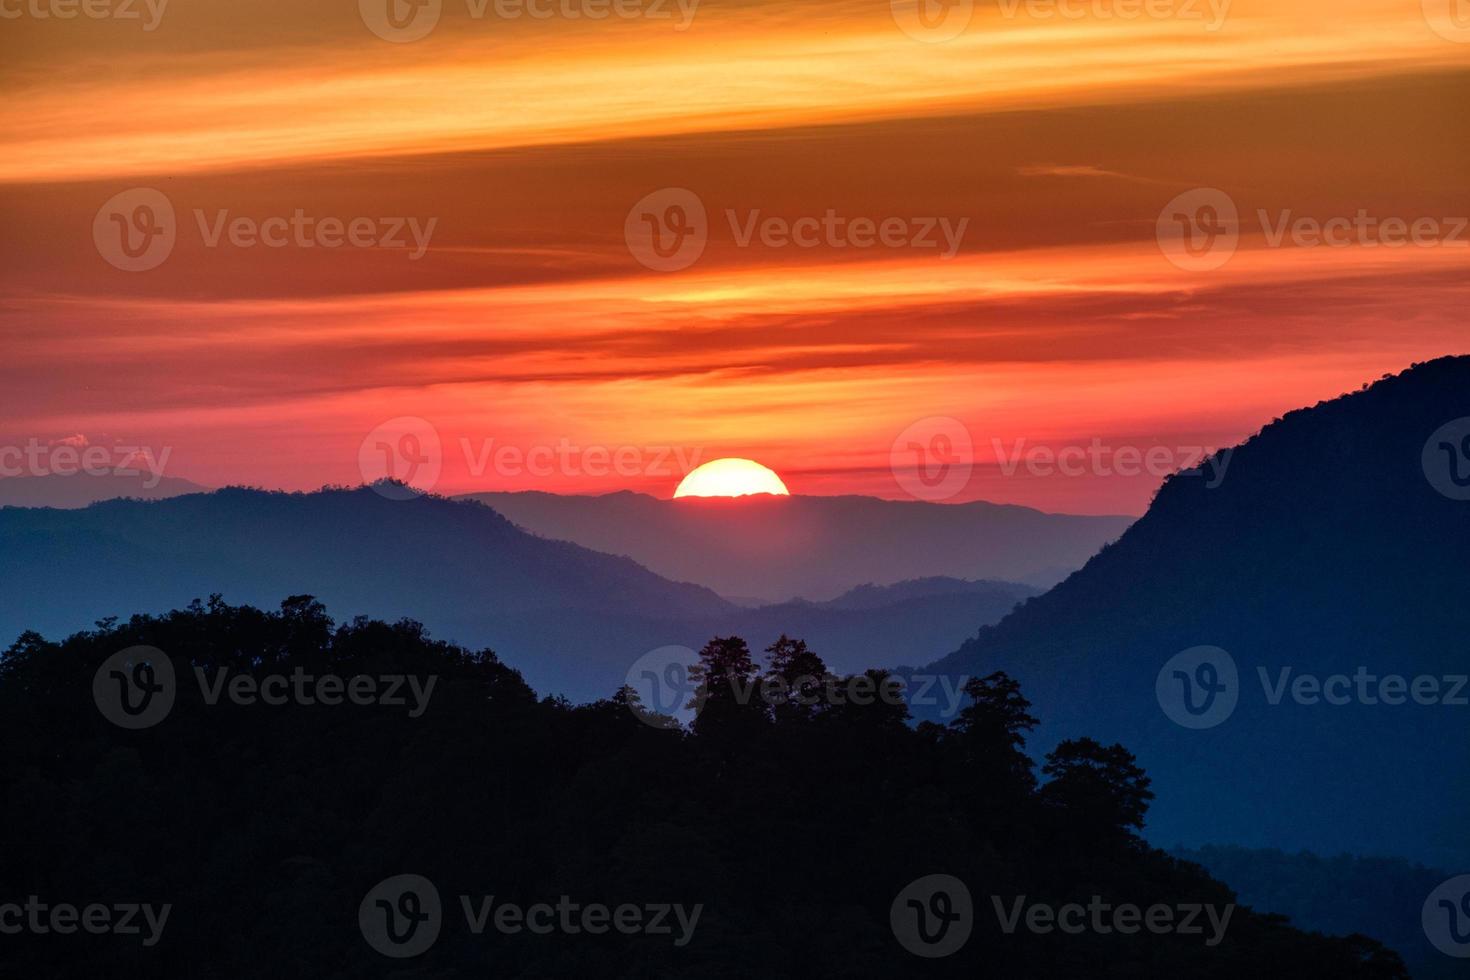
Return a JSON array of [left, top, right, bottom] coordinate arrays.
[[462, 490, 1132, 600], [0, 598, 1409, 978], [0, 488, 1026, 698], [1173, 846, 1459, 980], [0, 472, 208, 508], [922, 356, 1470, 869]]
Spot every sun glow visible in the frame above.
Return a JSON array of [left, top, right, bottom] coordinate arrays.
[[674, 458, 791, 499]]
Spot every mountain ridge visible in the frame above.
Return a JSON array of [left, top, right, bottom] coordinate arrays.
[[921, 355, 1470, 868]]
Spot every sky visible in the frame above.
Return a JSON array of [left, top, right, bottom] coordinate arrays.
[[2, 0, 1467, 514]]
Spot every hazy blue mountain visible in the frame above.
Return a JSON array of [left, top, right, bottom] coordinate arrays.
[[461, 490, 1132, 601], [0, 488, 1029, 697], [919, 356, 1470, 869], [0, 486, 731, 699], [1173, 846, 1458, 980], [818, 576, 1037, 610], [0, 472, 208, 508], [706, 577, 1039, 675]]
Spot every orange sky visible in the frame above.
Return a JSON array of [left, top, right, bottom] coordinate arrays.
[[2, 0, 1467, 513]]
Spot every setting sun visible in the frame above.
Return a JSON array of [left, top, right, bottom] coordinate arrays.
[[674, 458, 791, 498]]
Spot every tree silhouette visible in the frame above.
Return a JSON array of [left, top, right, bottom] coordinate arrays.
[[0, 600, 1411, 979], [763, 634, 832, 723], [1040, 737, 1155, 843]]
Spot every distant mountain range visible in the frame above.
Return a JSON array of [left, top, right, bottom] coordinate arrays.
[[0, 487, 1036, 698], [1173, 846, 1459, 980], [0, 472, 208, 508], [918, 355, 1470, 869], [461, 490, 1132, 600]]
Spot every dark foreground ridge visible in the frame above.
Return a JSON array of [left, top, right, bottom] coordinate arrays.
[[0, 597, 1407, 978]]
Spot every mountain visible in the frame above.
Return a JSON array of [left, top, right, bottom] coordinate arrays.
[[0, 472, 208, 508], [0, 488, 1029, 698], [0, 485, 730, 700], [0, 598, 1408, 978], [1173, 846, 1459, 980], [819, 576, 1036, 611], [708, 578, 1039, 675], [920, 356, 1470, 869], [460, 490, 1133, 600]]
